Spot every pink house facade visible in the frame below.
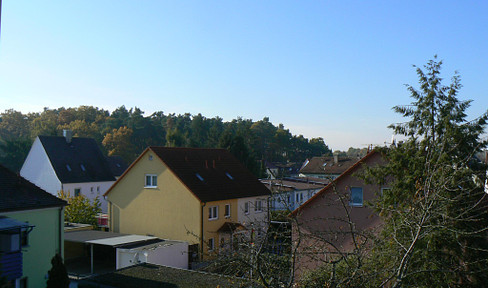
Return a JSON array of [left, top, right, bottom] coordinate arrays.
[[290, 150, 386, 277]]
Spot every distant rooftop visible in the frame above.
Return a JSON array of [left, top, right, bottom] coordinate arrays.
[[299, 156, 359, 176]]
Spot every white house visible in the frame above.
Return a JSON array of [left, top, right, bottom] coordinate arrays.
[[261, 177, 327, 211], [20, 130, 126, 213]]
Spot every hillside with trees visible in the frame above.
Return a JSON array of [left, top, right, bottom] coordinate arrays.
[[0, 107, 331, 176]]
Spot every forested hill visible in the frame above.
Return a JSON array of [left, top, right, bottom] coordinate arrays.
[[0, 106, 331, 176]]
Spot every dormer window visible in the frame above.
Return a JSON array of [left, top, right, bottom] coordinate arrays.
[[66, 164, 72, 172]]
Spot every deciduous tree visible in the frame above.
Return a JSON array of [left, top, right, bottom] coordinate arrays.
[[58, 190, 102, 226]]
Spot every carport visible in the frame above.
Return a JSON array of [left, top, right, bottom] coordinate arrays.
[[64, 230, 160, 276]]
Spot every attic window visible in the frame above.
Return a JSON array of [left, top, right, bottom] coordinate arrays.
[[148, 155, 153, 161], [66, 164, 72, 172], [80, 164, 86, 171], [196, 173, 204, 182], [225, 172, 234, 180]]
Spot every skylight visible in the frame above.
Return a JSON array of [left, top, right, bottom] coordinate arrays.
[[225, 172, 234, 180], [196, 173, 204, 182], [80, 164, 86, 171], [66, 164, 72, 172]]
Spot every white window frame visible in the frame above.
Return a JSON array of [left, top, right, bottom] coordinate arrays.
[[208, 206, 218, 220], [224, 204, 231, 218], [145, 174, 158, 188], [244, 202, 250, 214], [208, 237, 215, 251], [254, 200, 263, 212], [349, 187, 363, 207]]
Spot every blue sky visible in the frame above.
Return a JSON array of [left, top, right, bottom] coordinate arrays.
[[1, 1, 487, 151]]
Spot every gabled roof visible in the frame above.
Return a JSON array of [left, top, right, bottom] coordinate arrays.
[[38, 136, 116, 184], [150, 147, 270, 202], [106, 147, 270, 202], [291, 150, 381, 216], [299, 156, 359, 175], [0, 164, 66, 213], [105, 156, 129, 177]]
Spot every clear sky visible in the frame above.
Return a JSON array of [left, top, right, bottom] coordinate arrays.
[[0, 1, 487, 151]]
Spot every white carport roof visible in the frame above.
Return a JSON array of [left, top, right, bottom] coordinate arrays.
[[65, 230, 159, 247]]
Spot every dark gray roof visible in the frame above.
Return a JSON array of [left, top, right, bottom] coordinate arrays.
[[81, 263, 260, 288], [39, 136, 116, 184], [0, 164, 66, 212], [105, 156, 129, 177], [149, 147, 271, 202]]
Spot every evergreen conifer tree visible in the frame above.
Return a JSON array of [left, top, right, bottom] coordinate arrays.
[[46, 254, 70, 288]]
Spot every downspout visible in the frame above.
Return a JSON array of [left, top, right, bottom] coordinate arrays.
[[201, 202, 206, 261], [59, 207, 64, 257]]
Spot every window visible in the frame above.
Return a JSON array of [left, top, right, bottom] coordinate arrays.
[[350, 187, 363, 207], [225, 172, 234, 180], [208, 206, 218, 220], [90, 187, 94, 194], [74, 188, 81, 197], [97, 186, 100, 192], [381, 187, 391, 196], [224, 204, 231, 218], [80, 164, 86, 171], [66, 164, 72, 172], [244, 202, 250, 214], [208, 238, 215, 251], [296, 192, 303, 204], [255, 200, 262, 212], [145, 174, 157, 187]]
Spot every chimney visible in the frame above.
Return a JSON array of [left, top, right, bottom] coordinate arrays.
[[63, 129, 73, 144], [333, 154, 338, 164]]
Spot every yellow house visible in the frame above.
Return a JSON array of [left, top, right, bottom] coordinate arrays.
[[104, 147, 270, 259]]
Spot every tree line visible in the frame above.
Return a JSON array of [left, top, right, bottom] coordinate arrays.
[[0, 107, 331, 175]]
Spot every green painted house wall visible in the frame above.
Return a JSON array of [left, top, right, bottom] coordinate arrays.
[[6, 207, 64, 288]]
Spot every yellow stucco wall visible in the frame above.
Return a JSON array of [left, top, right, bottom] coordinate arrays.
[[107, 150, 202, 245], [202, 199, 238, 255]]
